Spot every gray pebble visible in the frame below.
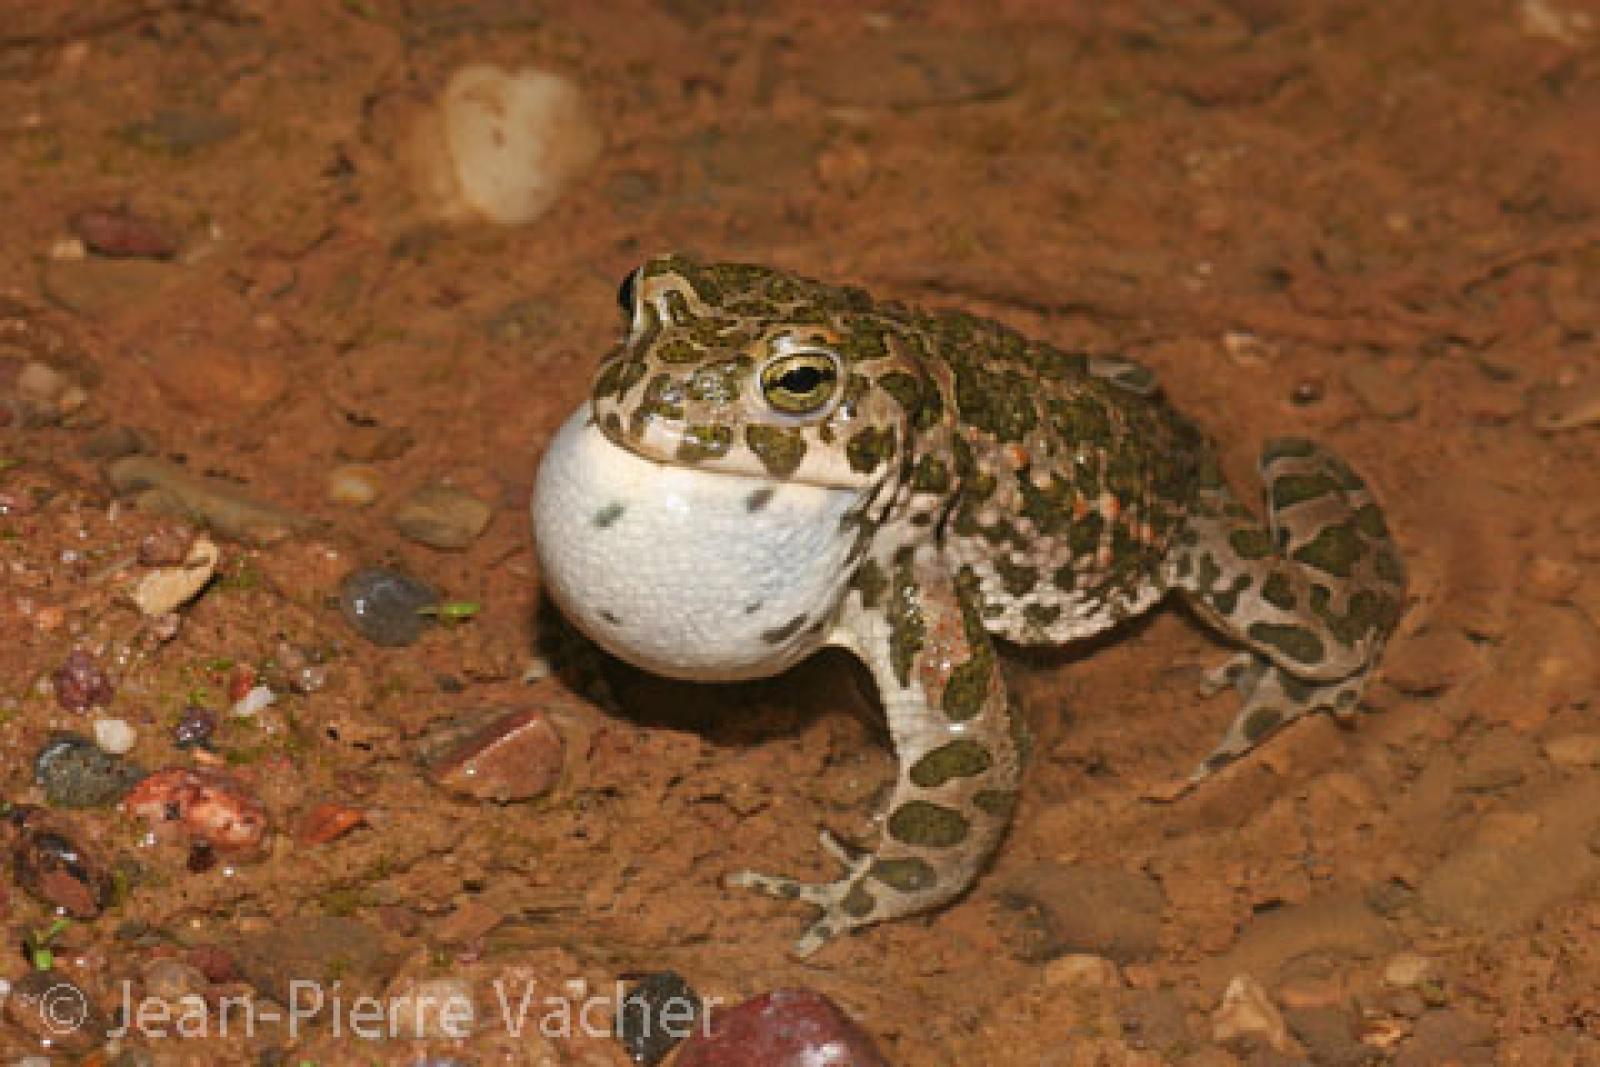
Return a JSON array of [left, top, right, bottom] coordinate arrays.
[[35, 732, 144, 808], [392, 484, 492, 550], [339, 566, 440, 647]]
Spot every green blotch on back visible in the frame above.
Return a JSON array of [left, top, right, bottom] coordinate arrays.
[[909, 740, 993, 788], [1271, 473, 1340, 510], [941, 572, 996, 721], [1247, 621, 1326, 664], [745, 424, 806, 477], [911, 455, 951, 493], [1291, 522, 1363, 578], [870, 857, 938, 892], [1243, 707, 1283, 741], [1260, 572, 1296, 611], [886, 800, 970, 848], [994, 559, 1039, 598], [1229, 527, 1275, 560]]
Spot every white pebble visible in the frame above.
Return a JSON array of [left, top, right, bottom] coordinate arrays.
[[232, 684, 276, 718], [416, 63, 603, 225], [93, 717, 137, 755]]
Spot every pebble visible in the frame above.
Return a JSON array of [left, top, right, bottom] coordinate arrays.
[[107, 456, 312, 545], [297, 801, 366, 845], [35, 732, 143, 807], [792, 28, 1021, 108], [1344, 361, 1421, 420], [1285, 1006, 1368, 1066], [14, 360, 86, 423], [39, 256, 177, 320], [1527, 378, 1600, 431], [1542, 732, 1600, 768], [1469, 605, 1600, 729], [130, 535, 220, 617], [78, 425, 145, 460], [91, 718, 137, 756], [1380, 627, 1484, 695], [148, 339, 288, 417], [14, 817, 114, 918], [1383, 952, 1437, 989], [1042, 953, 1122, 990], [673, 988, 888, 1067], [421, 64, 603, 225], [1212, 974, 1293, 1053], [994, 862, 1165, 962], [338, 565, 440, 647], [617, 971, 702, 1065], [392, 484, 492, 550], [326, 464, 383, 507], [426, 708, 564, 802], [230, 684, 275, 718], [51, 648, 114, 712], [172, 705, 218, 749], [233, 916, 400, 1008], [140, 957, 210, 1005], [122, 767, 269, 853], [123, 109, 241, 153], [71, 207, 178, 259], [5, 970, 109, 1053]]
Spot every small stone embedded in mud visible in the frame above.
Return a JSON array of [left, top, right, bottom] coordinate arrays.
[[673, 988, 888, 1067], [92, 717, 137, 755], [1212, 974, 1294, 1053], [994, 862, 1166, 963], [5, 970, 110, 1052], [297, 801, 367, 845], [425, 708, 564, 802], [793, 28, 1022, 109], [51, 648, 114, 712], [339, 565, 440, 646], [130, 534, 220, 617], [124, 109, 241, 153], [326, 463, 383, 507], [71, 207, 178, 259], [617, 971, 702, 1065], [107, 455, 312, 545], [35, 732, 145, 807], [172, 705, 218, 749], [13, 818, 115, 918], [1344, 361, 1421, 420], [122, 767, 268, 853], [392, 483, 493, 549]]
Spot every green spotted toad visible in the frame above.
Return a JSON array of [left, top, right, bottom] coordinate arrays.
[[532, 255, 1406, 957]]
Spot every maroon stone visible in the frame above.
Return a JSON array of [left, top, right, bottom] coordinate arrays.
[[674, 988, 890, 1067], [51, 648, 114, 712], [72, 207, 178, 259], [427, 709, 564, 803]]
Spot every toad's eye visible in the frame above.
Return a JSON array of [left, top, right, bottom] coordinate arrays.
[[760, 352, 840, 416], [617, 268, 640, 315]]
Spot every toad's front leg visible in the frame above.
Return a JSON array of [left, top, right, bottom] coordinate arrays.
[[728, 555, 1026, 957]]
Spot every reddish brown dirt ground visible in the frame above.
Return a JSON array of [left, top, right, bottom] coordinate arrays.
[[3, 1, 1600, 1064]]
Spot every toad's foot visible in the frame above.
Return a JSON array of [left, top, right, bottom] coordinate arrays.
[[1170, 438, 1406, 785], [729, 556, 1026, 957]]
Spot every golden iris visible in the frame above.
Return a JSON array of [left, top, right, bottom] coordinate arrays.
[[760, 352, 839, 415]]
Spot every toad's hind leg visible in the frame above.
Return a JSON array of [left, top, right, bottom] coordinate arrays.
[[727, 558, 1025, 957], [1166, 438, 1406, 784]]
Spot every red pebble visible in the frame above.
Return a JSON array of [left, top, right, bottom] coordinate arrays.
[[427, 709, 564, 803], [122, 768, 268, 853], [674, 988, 889, 1067], [72, 208, 177, 259], [297, 801, 366, 845], [226, 663, 258, 704]]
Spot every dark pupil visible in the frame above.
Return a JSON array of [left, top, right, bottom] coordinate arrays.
[[780, 365, 828, 394], [616, 269, 638, 314]]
